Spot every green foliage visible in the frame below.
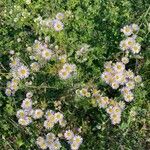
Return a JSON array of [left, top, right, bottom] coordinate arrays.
[[0, 0, 150, 150]]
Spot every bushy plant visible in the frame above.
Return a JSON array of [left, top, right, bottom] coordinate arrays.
[[0, 0, 150, 150]]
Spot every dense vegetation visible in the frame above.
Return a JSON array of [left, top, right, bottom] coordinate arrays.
[[0, 0, 150, 150]]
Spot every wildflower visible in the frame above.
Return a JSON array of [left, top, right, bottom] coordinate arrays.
[[126, 81, 135, 90], [26, 92, 33, 98], [53, 20, 64, 31], [113, 62, 125, 73], [5, 88, 12, 96], [121, 25, 133, 36], [32, 109, 44, 119], [131, 43, 141, 54], [125, 37, 136, 48], [54, 112, 64, 122], [41, 49, 53, 60], [124, 92, 134, 102], [64, 130, 74, 140], [30, 62, 40, 72], [46, 133, 56, 143], [56, 13, 64, 20], [121, 57, 129, 64], [134, 75, 142, 83], [51, 139, 62, 150], [44, 120, 54, 129], [21, 98, 32, 109], [131, 24, 139, 32], [120, 40, 128, 51], [18, 117, 32, 126], [17, 65, 30, 79], [16, 109, 27, 118]]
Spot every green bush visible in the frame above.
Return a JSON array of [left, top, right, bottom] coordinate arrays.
[[0, 0, 150, 150]]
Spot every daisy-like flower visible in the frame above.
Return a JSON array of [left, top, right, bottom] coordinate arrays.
[[126, 81, 135, 90], [59, 119, 67, 127], [17, 65, 30, 79], [125, 37, 136, 49], [26, 92, 33, 98], [111, 82, 119, 89], [32, 109, 44, 119], [120, 40, 128, 51], [124, 92, 134, 102], [134, 75, 142, 83], [131, 24, 139, 32], [30, 62, 40, 72], [126, 69, 134, 79], [56, 13, 64, 20], [79, 88, 88, 97], [101, 71, 112, 83], [73, 135, 83, 145], [41, 49, 53, 60], [121, 57, 129, 64], [51, 139, 62, 150], [64, 130, 74, 140], [18, 117, 32, 126], [5, 88, 12, 96], [44, 120, 54, 129], [59, 55, 67, 63], [121, 87, 131, 95], [21, 98, 32, 109], [9, 57, 21, 69], [113, 62, 125, 73], [16, 109, 27, 118], [54, 112, 64, 122], [53, 20, 64, 31], [46, 133, 56, 144], [121, 25, 133, 36], [71, 142, 80, 150], [110, 114, 121, 125], [59, 69, 71, 80], [131, 43, 141, 54], [36, 136, 48, 149], [97, 96, 109, 108]]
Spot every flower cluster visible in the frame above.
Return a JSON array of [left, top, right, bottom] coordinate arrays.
[[5, 57, 30, 96], [36, 133, 61, 150], [28, 40, 54, 63], [44, 110, 66, 129], [120, 24, 141, 54], [17, 92, 44, 126], [64, 130, 83, 150], [59, 63, 76, 80], [78, 87, 125, 125], [34, 12, 64, 32]]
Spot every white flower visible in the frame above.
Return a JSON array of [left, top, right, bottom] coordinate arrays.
[[18, 117, 32, 126], [124, 92, 134, 102], [134, 75, 142, 83], [131, 43, 141, 54], [121, 57, 129, 64], [21, 98, 32, 109], [32, 109, 44, 119], [121, 25, 133, 36], [26, 92, 33, 98], [41, 49, 53, 60], [54, 112, 63, 122], [30, 62, 40, 72], [131, 24, 139, 32], [59, 69, 71, 80], [113, 62, 125, 73], [44, 120, 54, 129], [17, 65, 30, 79], [64, 130, 74, 140], [53, 20, 64, 31], [56, 13, 64, 20]]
